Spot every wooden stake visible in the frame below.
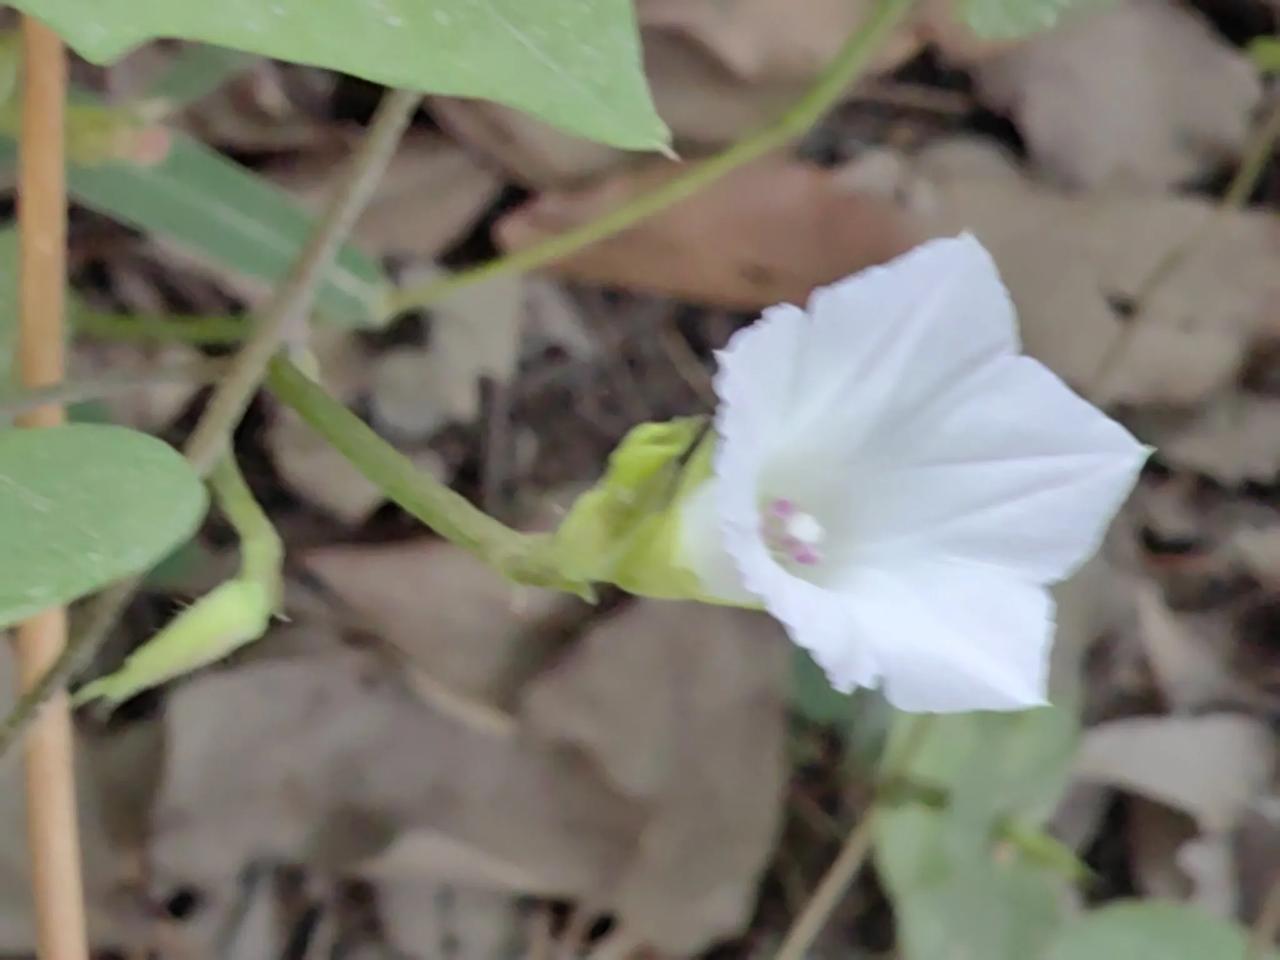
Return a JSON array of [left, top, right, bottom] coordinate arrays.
[[13, 17, 90, 960]]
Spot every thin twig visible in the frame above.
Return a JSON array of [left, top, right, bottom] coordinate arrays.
[[0, 88, 419, 759], [1249, 872, 1280, 959], [265, 355, 577, 591], [182, 87, 420, 475], [774, 715, 935, 960], [384, 0, 920, 317], [1091, 93, 1280, 396], [11, 16, 90, 960], [0, 356, 230, 420]]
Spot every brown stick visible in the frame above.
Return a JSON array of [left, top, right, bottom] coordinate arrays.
[[12, 17, 90, 960]]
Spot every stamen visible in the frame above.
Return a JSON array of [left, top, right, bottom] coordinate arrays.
[[764, 498, 826, 568]]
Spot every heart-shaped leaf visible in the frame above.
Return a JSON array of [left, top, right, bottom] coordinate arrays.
[[12, 1, 668, 150], [0, 424, 207, 627]]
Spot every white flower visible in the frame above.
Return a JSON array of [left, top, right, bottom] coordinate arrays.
[[678, 234, 1149, 713]]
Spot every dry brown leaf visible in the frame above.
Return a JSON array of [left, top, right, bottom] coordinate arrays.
[[1232, 525, 1280, 586], [1235, 799, 1280, 923], [1073, 714, 1275, 832], [278, 133, 499, 261], [495, 154, 921, 309], [1177, 833, 1240, 919], [301, 540, 569, 705], [178, 60, 340, 154], [637, 0, 917, 84], [148, 597, 785, 956], [898, 138, 1280, 401], [431, 97, 628, 190], [1161, 395, 1280, 483], [522, 602, 789, 953], [1132, 581, 1238, 711], [70, 340, 202, 432], [268, 405, 449, 524], [1128, 796, 1197, 901], [972, 0, 1261, 189], [370, 269, 524, 436], [370, 877, 522, 958], [433, 0, 924, 189]]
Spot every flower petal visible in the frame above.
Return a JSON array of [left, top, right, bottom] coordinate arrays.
[[850, 355, 1149, 583], [760, 567, 881, 693], [712, 301, 807, 459], [843, 560, 1054, 712], [678, 479, 756, 604], [785, 233, 1018, 455]]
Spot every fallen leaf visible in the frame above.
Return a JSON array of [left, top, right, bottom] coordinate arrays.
[[431, 97, 628, 190], [1127, 797, 1196, 901], [495, 154, 921, 309], [522, 601, 789, 954], [903, 138, 1280, 400], [432, 0, 924, 189], [267, 405, 449, 524], [278, 133, 500, 260], [1073, 714, 1274, 832], [1132, 580, 1238, 711], [972, 0, 1261, 189], [148, 599, 787, 956], [1234, 798, 1280, 923], [1232, 525, 1280, 586], [1161, 395, 1280, 483], [301, 540, 570, 706], [370, 269, 525, 435], [637, 0, 917, 84], [70, 340, 202, 431]]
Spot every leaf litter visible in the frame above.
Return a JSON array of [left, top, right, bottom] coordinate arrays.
[[8, 1, 1280, 956]]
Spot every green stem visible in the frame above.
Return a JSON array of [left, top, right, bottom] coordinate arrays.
[[0, 88, 418, 759], [384, 0, 919, 317], [74, 310, 248, 345], [182, 87, 420, 475], [208, 455, 283, 601], [775, 715, 936, 960], [266, 355, 585, 595]]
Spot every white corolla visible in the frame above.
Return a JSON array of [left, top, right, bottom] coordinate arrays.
[[678, 235, 1149, 712]]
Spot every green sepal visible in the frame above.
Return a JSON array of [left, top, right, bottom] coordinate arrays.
[[552, 417, 733, 603], [72, 578, 272, 707]]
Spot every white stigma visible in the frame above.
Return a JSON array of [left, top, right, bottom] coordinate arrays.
[[785, 512, 825, 547], [764, 498, 825, 567]]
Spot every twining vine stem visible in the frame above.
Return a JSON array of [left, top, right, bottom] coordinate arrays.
[[1, 0, 921, 751], [383, 0, 919, 317], [0, 88, 419, 758]]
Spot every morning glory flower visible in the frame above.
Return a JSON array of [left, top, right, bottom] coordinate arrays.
[[677, 234, 1149, 713]]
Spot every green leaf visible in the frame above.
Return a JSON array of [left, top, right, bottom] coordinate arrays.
[[0, 122, 389, 325], [1045, 901, 1273, 960], [792, 646, 855, 725], [878, 804, 1064, 960], [68, 133, 387, 326], [143, 44, 258, 108], [0, 424, 208, 628], [75, 456, 283, 708], [874, 706, 1080, 959], [1249, 37, 1280, 73], [960, 0, 1113, 39], [13, 1, 668, 151]]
